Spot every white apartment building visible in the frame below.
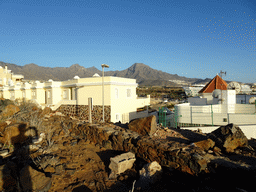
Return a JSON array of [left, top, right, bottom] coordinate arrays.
[[0, 67, 150, 123]]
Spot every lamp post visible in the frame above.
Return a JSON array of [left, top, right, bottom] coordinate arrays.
[[101, 64, 109, 123]]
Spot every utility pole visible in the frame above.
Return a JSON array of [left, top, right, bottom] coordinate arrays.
[[88, 97, 92, 124], [101, 64, 109, 123]]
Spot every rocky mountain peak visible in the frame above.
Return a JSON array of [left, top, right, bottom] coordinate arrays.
[[70, 64, 83, 68], [0, 61, 206, 86]]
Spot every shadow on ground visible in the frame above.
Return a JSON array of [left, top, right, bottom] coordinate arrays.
[[72, 185, 92, 192], [169, 128, 208, 142]]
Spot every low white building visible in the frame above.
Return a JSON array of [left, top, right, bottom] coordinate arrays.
[[240, 84, 252, 94], [183, 84, 205, 97], [174, 75, 256, 127]]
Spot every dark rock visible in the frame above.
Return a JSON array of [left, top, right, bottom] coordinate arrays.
[[66, 168, 76, 175], [102, 140, 112, 150], [55, 164, 64, 175], [208, 124, 248, 153], [193, 138, 215, 151], [41, 107, 52, 116], [0, 99, 14, 108], [0, 122, 7, 134], [0, 162, 18, 191], [111, 133, 124, 151], [128, 115, 157, 136], [0, 123, 29, 145], [96, 182, 104, 191], [70, 140, 78, 146], [136, 161, 162, 190], [213, 146, 222, 156], [1, 104, 20, 118]]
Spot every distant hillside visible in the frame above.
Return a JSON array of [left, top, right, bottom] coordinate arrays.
[[0, 62, 101, 81], [0, 61, 206, 86], [105, 63, 198, 84]]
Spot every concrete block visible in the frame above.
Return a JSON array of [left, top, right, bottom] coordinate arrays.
[[109, 152, 136, 175]]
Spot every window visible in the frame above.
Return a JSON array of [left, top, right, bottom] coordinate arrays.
[[115, 88, 119, 99], [32, 90, 36, 99], [127, 88, 131, 98], [63, 90, 67, 99], [10, 92, 14, 100], [116, 114, 120, 122], [48, 90, 51, 99]]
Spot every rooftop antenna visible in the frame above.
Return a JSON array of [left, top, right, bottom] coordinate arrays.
[[219, 70, 226, 79]]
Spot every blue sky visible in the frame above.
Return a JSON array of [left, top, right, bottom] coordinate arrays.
[[0, 0, 255, 83]]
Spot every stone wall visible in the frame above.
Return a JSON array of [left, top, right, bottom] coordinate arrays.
[[56, 105, 111, 122]]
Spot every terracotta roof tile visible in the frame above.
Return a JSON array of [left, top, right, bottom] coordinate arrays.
[[199, 75, 227, 93]]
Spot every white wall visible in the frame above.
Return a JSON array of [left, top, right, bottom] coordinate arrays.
[[110, 84, 137, 123], [175, 103, 256, 126], [188, 97, 207, 105]]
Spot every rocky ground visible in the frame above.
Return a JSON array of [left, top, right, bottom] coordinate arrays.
[[0, 99, 256, 191], [149, 98, 178, 111]]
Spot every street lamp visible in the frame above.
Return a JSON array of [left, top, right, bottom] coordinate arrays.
[[101, 64, 109, 123]]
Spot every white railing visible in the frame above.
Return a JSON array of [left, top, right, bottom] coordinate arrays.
[[175, 103, 256, 126], [135, 95, 150, 108]]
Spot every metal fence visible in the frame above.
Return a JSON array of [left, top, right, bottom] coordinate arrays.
[[158, 107, 173, 127]]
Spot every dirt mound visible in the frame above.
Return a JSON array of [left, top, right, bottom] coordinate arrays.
[[0, 100, 255, 191]]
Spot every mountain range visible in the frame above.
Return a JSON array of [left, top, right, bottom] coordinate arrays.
[[0, 61, 211, 86]]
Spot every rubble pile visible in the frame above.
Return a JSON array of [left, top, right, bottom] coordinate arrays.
[[0, 100, 255, 191]]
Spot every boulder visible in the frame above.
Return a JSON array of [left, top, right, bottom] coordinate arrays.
[[249, 97, 256, 104], [136, 161, 162, 190], [208, 124, 248, 153], [193, 138, 215, 151], [32, 133, 45, 144], [41, 107, 52, 116], [0, 123, 29, 145], [128, 115, 157, 136], [109, 152, 136, 179], [0, 122, 7, 135], [0, 149, 9, 157], [1, 104, 20, 118], [0, 99, 14, 108], [0, 162, 18, 191], [19, 165, 52, 192]]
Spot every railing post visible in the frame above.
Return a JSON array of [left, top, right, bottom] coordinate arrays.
[[159, 107, 161, 125], [190, 106, 192, 124], [211, 104, 213, 126], [174, 107, 177, 128], [88, 97, 92, 124]]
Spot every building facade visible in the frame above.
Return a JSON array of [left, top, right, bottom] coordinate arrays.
[[0, 69, 150, 123], [174, 75, 256, 127], [0, 65, 24, 87]]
